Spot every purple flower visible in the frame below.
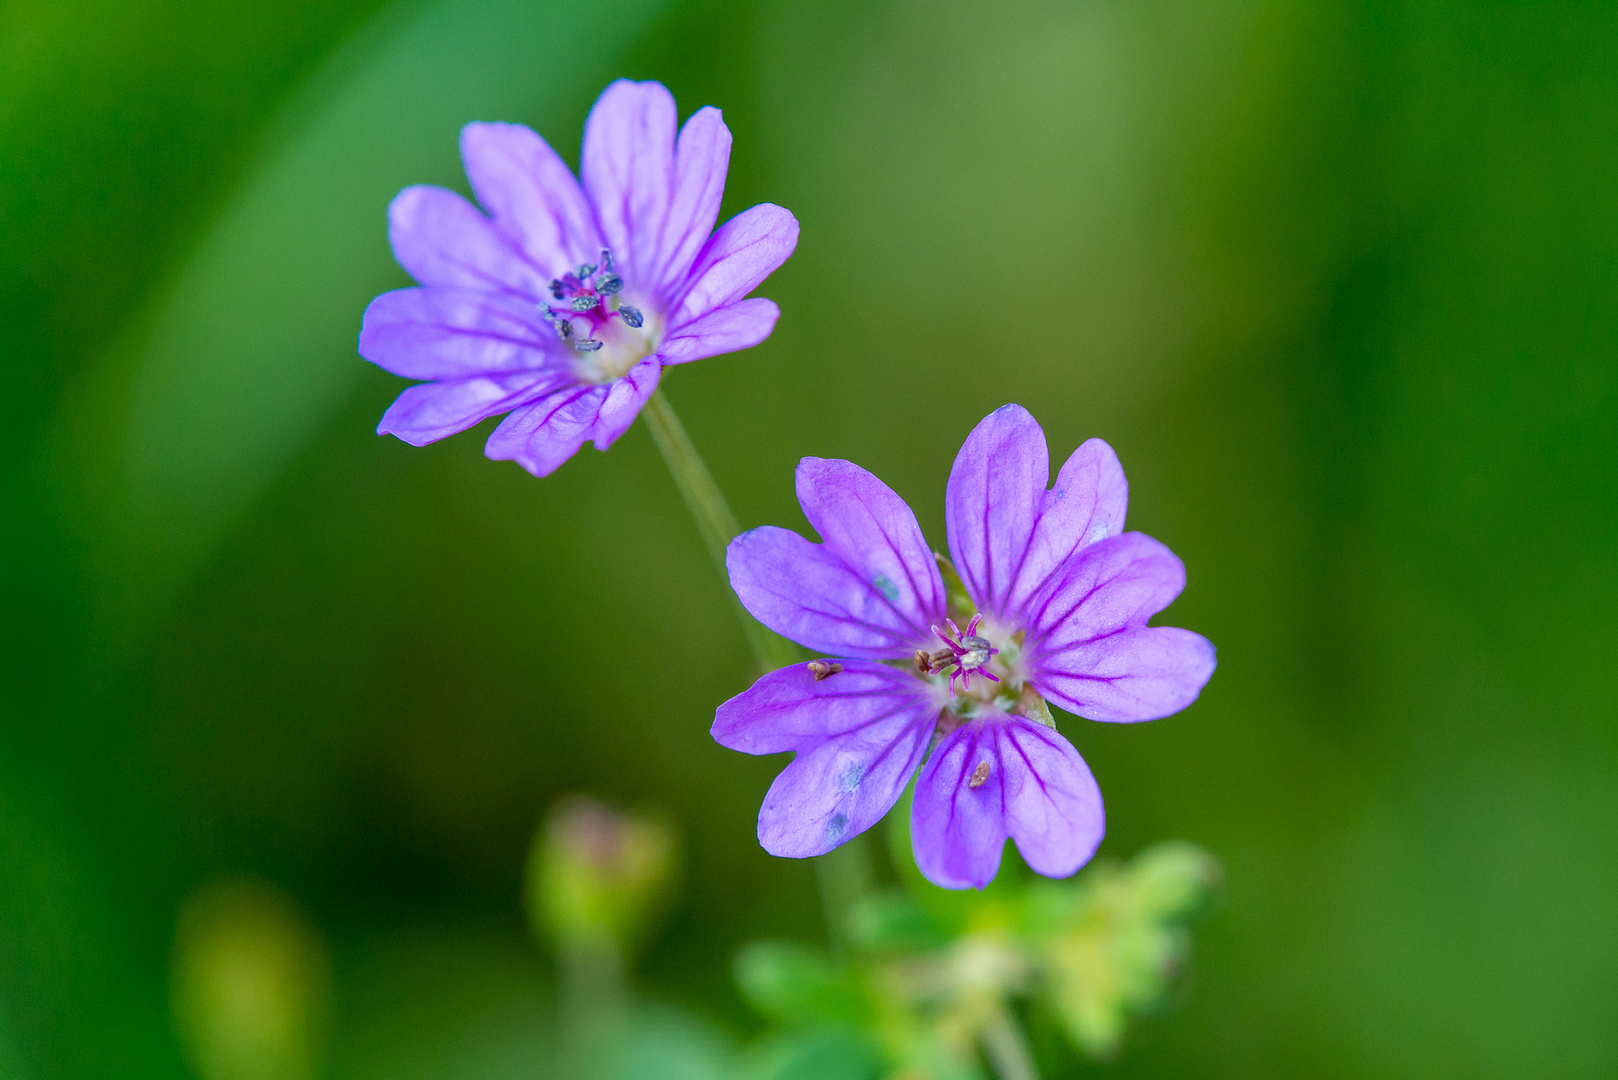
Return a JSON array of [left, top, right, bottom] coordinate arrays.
[[712, 405, 1216, 889], [359, 80, 799, 476]]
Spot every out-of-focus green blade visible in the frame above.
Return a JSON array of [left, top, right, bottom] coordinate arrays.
[[15, 0, 670, 656]]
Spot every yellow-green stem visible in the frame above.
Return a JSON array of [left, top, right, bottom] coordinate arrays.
[[641, 389, 798, 672], [641, 389, 873, 948]]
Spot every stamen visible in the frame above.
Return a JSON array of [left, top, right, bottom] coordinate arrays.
[[572, 339, 603, 353], [540, 310, 574, 338], [596, 273, 624, 295], [575, 262, 597, 279], [927, 614, 1002, 697], [618, 305, 644, 328], [549, 280, 565, 300], [570, 295, 600, 312], [968, 761, 991, 789], [600, 248, 614, 272], [807, 660, 843, 681]]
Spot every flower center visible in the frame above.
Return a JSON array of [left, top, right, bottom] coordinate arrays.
[[539, 249, 658, 383], [918, 614, 1002, 697]]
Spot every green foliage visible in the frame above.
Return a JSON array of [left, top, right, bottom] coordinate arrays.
[[730, 1028, 886, 1080], [846, 891, 948, 955], [733, 942, 874, 1028], [735, 841, 1220, 1078], [1026, 843, 1221, 1058]]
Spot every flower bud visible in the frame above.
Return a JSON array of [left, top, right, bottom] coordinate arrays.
[[525, 795, 677, 953], [169, 880, 329, 1080]]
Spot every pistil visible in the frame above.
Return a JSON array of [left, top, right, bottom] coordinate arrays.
[[539, 249, 648, 366], [922, 614, 1002, 696]]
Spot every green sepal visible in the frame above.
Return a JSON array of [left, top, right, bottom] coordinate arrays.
[[1012, 684, 1056, 728]]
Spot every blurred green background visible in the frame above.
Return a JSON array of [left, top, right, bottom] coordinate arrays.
[[3, 0, 1616, 1075]]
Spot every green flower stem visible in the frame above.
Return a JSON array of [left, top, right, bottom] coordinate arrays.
[[814, 831, 874, 956], [981, 1007, 1041, 1080], [641, 388, 872, 944], [641, 389, 798, 672]]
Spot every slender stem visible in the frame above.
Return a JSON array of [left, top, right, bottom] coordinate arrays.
[[555, 938, 626, 1077], [641, 388, 872, 943], [641, 389, 798, 672], [815, 832, 874, 957], [981, 1007, 1040, 1080]]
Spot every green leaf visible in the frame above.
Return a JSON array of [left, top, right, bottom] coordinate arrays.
[[732, 942, 872, 1028], [1129, 841, 1221, 920], [730, 1028, 885, 1080], [846, 891, 947, 954]]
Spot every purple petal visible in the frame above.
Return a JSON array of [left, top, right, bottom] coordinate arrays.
[[650, 105, 732, 297], [459, 121, 602, 279], [796, 458, 948, 630], [482, 382, 607, 477], [672, 203, 799, 323], [911, 716, 1104, 889], [387, 185, 548, 298], [996, 719, 1104, 879], [713, 662, 938, 858], [726, 458, 945, 657], [945, 404, 1128, 620], [588, 357, 661, 450], [910, 720, 1008, 889], [359, 287, 567, 380], [1035, 626, 1216, 723], [1024, 532, 1216, 722], [727, 526, 935, 659], [945, 404, 1048, 618], [580, 79, 676, 291], [376, 371, 564, 446], [656, 298, 780, 365]]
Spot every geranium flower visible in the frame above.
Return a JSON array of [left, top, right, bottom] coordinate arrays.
[[359, 79, 799, 476], [712, 405, 1216, 889]]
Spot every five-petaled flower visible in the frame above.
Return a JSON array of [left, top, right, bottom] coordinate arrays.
[[712, 404, 1216, 889], [360, 79, 799, 476]]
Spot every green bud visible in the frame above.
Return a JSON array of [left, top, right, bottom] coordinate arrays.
[[169, 880, 329, 1080], [526, 795, 677, 953]]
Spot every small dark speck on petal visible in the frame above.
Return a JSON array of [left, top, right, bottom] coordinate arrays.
[[827, 813, 849, 840]]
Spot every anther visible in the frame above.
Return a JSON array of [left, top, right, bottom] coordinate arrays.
[[572, 339, 604, 353], [807, 660, 844, 681], [600, 248, 614, 271], [618, 305, 644, 328], [575, 262, 597, 280], [570, 295, 600, 312], [968, 761, 991, 789], [914, 649, 933, 674], [596, 273, 624, 295], [549, 280, 565, 300]]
